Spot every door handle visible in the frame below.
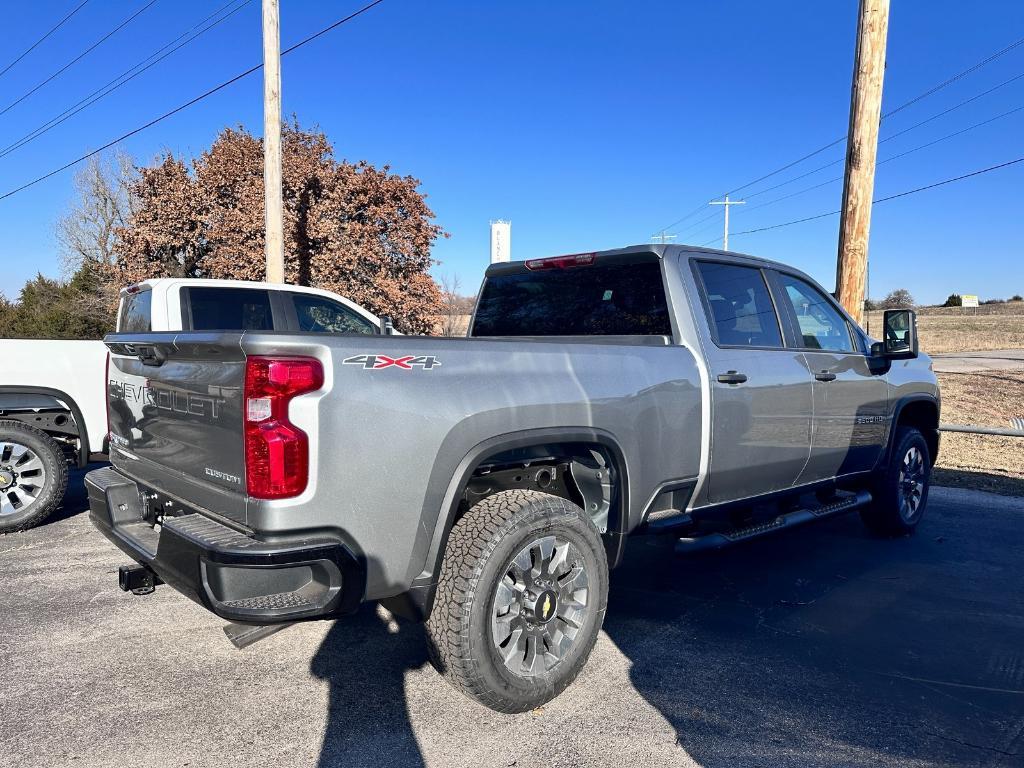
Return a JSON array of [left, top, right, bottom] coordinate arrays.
[[814, 371, 837, 382], [717, 371, 748, 384]]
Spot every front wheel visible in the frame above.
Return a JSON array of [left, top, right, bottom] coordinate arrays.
[[0, 421, 69, 534], [861, 426, 932, 536], [425, 489, 608, 713]]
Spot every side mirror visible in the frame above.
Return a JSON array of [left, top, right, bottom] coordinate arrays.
[[872, 309, 918, 359], [380, 315, 395, 335]]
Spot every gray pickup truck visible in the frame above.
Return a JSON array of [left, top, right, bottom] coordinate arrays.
[[87, 244, 939, 712]]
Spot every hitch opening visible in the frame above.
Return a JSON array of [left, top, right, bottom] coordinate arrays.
[[118, 564, 160, 595]]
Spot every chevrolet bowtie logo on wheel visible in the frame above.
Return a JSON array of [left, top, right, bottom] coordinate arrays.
[[541, 594, 552, 620]]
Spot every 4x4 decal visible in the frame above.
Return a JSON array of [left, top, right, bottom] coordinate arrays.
[[342, 354, 442, 370]]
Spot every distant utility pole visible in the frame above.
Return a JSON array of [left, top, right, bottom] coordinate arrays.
[[710, 195, 744, 251], [836, 0, 890, 325], [262, 0, 284, 284], [651, 231, 677, 244]]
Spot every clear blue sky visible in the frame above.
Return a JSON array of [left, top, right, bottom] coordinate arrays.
[[0, 0, 1022, 305]]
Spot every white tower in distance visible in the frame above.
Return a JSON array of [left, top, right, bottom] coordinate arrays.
[[490, 220, 511, 264]]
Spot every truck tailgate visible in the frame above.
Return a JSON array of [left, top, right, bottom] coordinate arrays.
[[106, 333, 248, 524]]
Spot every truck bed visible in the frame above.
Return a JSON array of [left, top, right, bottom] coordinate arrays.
[[103, 331, 703, 600]]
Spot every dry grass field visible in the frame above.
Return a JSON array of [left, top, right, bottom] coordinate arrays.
[[865, 302, 1024, 495], [866, 300, 1024, 354], [934, 370, 1024, 496]]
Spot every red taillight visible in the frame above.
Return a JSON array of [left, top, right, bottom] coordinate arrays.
[[243, 356, 323, 499], [524, 252, 596, 270]]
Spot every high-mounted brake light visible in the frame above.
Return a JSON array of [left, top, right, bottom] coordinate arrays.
[[524, 252, 596, 271], [243, 356, 323, 499]]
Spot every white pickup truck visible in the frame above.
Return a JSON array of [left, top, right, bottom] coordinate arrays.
[[0, 278, 385, 533]]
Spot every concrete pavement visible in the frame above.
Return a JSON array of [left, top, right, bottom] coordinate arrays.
[[930, 349, 1024, 373], [1, 470, 1022, 768]]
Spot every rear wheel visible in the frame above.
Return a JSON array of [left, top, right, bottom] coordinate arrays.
[[0, 421, 68, 534], [861, 426, 931, 536], [425, 489, 608, 713]]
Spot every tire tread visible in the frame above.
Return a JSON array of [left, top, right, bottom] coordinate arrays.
[[425, 489, 606, 713], [0, 420, 69, 534]]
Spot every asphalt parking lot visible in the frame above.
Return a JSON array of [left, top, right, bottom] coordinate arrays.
[[2, 470, 1023, 768]]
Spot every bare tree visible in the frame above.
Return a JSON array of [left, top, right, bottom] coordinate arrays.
[[56, 151, 138, 277], [880, 288, 915, 309], [438, 273, 467, 337]]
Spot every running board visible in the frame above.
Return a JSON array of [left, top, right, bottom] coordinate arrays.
[[223, 621, 296, 650], [675, 489, 872, 554]]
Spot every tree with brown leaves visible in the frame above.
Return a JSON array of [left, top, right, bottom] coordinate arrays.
[[107, 121, 446, 333]]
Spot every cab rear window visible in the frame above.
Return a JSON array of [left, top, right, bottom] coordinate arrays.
[[118, 289, 152, 332], [187, 288, 273, 331], [472, 261, 670, 336]]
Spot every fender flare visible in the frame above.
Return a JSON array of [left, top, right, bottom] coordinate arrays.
[[389, 427, 630, 620], [883, 394, 940, 466], [0, 385, 94, 466]]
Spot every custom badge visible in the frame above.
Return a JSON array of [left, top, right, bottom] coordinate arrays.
[[342, 354, 442, 371]]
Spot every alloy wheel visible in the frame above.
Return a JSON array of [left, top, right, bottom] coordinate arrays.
[[897, 445, 926, 521], [0, 441, 48, 518], [490, 534, 590, 677]]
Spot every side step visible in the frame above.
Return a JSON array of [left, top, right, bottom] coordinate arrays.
[[223, 622, 296, 650], [676, 489, 872, 554]]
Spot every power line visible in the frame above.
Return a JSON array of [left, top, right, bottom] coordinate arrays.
[[720, 156, 1024, 240], [0, 0, 387, 203], [724, 34, 1024, 198], [881, 35, 1024, 119], [742, 102, 1024, 215], [659, 32, 1024, 231], [0, 1, 92, 80], [742, 69, 1024, 203], [0, 0, 158, 119], [675, 208, 721, 237], [0, 0, 251, 160], [874, 69, 1024, 147], [659, 200, 712, 233]]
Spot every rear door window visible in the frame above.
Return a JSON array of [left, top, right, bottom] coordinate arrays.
[[291, 294, 376, 334], [695, 261, 783, 347], [187, 288, 273, 331], [118, 289, 152, 332], [472, 261, 671, 336]]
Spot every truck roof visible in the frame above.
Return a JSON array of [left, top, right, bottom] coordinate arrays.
[[484, 243, 795, 277], [119, 277, 382, 327]]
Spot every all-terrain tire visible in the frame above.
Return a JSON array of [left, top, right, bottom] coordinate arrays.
[[860, 426, 931, 536], [0, 420, 69, 534], [425, 489, 608, 713]]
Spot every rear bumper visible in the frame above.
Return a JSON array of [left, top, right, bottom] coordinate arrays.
[[86, 467, 365, 624]]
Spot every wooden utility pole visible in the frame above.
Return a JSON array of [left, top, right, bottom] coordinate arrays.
[[262, 0, 285, 283], [710, 196, 745, 251], [836, 0, 890, 325]]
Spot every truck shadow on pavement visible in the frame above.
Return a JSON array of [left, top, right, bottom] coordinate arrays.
[[44, 466, 98, 528], [306, 488, 1022, 768], [603, 502, 1024, 767], [311, 604, 429, 768]]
